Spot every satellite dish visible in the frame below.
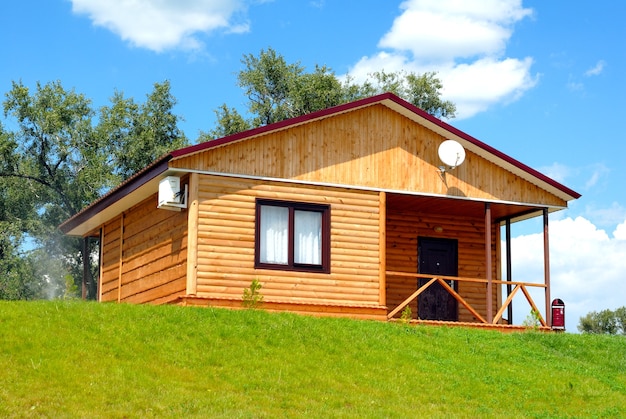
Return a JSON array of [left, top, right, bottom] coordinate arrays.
[[438, 140, 466, 170]]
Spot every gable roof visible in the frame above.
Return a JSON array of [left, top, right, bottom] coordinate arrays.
[[60, 92, 580, 236]]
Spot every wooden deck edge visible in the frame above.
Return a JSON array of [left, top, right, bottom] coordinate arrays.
[[172, 295, 389, 321], [170, 295, 552, 332]]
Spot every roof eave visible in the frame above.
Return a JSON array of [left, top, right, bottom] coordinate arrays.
[[59, 155, 172, 236], [59, 92, 581, 237]]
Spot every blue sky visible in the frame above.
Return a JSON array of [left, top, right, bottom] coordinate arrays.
[[2, 0, 625, 331]]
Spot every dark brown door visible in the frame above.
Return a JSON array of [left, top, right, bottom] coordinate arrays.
[[418, 237, 458, 321]]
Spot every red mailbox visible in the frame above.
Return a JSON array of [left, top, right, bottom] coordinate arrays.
[[551, 298, 565, 331]]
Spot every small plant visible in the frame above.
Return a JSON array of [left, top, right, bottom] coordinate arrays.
[[522, 308, 542, 330], [400, 305, 413, 324], [242, 279, 264, 309]]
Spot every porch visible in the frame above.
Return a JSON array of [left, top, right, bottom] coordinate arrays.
[[385, 271, 550, 331], [383, 192, 555, 330]]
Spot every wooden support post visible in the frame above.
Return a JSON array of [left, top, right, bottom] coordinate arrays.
[[379, 191, 387, 306], [543, 208, 551, 327], [98, 228, 103, 302], [81, 237, 88, 300], [506, 218, 513, 324], [186, 173, 199, 296], [485, 203, 493, 322]]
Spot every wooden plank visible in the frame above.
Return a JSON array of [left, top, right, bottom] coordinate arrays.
[[187, 173, 199, 295], [198, 275, 379, 290], [123, 276, 186, 304], [436, 277, 487, 323], [117, 213, 124, 303], [520, 285, 547, 327], [387, 277, 437, 319], [492, 284, 520, 324]]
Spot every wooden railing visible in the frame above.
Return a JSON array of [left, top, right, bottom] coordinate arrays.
[[386, 271, 547, 327]]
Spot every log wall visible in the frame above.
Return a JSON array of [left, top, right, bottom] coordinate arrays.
[[385, 210, 499, 322], [98, 192, 188, 304], [100, 217, 122, 302], [192, 174, 383, 307]]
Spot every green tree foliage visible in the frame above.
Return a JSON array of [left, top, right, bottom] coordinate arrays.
[[200, 48, 456, 140], [578, 307, 626, 334], [100, 81, 188, 179], [0, 80, 188, 300]]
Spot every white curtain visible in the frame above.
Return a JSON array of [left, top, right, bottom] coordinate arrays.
[[294, 210, 322, 265], [260, 206, 288, 264]]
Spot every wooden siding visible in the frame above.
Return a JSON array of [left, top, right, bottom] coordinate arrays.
[[385, 210, 499, 323], [98, 194, 188, 304], [192, 174, 383, 307], [100, 216, 122, 302], [170, 104, 566, 207]]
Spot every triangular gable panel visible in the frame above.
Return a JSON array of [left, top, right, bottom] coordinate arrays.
[[170, 103, 567, 207]]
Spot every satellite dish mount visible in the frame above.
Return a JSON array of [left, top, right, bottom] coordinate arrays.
[[438, 139, 466, 173]]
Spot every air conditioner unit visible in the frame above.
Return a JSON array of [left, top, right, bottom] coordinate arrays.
[[158, 176, 187, 211]]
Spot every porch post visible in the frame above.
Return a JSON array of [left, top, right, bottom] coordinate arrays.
[[82, 237, 88, 300], [379, 191, 387, 306], [543, 208, 551, 326], [485, 203, 493, 322], [506, 218, 513, 323]]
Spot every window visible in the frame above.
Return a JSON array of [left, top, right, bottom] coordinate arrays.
[[255, 199, 330, 273]]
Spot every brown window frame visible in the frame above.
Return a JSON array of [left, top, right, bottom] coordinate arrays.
[[254, 199, 330, 274]]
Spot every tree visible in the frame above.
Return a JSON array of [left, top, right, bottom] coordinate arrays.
[[578, 307, 626, 334], [0, 80, 188, 300], [200, 104, 251, 141], [367, 70, 456, 119], [0, 80, 100, 299], [101, 81, 188, 180], [201, 48, 456, 140]]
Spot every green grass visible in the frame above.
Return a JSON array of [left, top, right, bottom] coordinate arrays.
[[1, 301, 625, 418]]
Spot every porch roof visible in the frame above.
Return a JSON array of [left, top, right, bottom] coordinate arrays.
[[387, 192, 551, 224]]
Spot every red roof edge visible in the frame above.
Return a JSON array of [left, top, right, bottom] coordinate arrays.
[[170, 93, 393, 158], [58, 155, 172, 234]]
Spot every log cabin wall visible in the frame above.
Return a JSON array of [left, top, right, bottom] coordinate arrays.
[[98, 191, 188, 304], [193, 174, 383, 308], [386, 210, 499, 322], [100, 216, 122, 302], [170, 104, 567, 208]]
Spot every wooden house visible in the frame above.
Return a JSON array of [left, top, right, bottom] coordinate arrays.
[[60, 93, 580, 329]]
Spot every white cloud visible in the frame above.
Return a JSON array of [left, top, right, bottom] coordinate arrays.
[[583, 163, 610, 190], [585, 60, 606, 77], [507, 216, 626, 332], [379, 0, 532, 63], [539, 162, 574, 184], [614, 220, 626, 240], [583, 201, 626, 230], [566, 80, 584, 92], [346, 0, 536, 119], [70, 0, 248, 52], [440, 57, 536, 118]]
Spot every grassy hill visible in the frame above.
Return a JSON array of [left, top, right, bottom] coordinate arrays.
[[1, 301, 624, 418]]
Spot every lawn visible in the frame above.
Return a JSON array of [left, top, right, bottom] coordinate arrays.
[[1, 301, 624, 418]]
